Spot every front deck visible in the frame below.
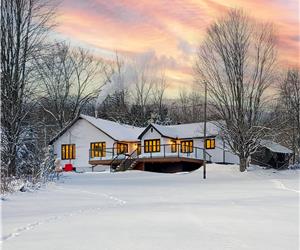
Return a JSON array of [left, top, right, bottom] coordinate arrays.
[[88, 144, 211, 173], [90, 157, 205, 173]]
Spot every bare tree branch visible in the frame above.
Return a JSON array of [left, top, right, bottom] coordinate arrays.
[[195, 9, 277, 171], [1, 0, 57, 176]]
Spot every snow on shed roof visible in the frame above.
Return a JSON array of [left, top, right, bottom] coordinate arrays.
[[259, 140, 293, 154], [139, 121, 220, 139], [81, 115, 144, 141]]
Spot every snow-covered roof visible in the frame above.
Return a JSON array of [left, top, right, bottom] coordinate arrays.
[[139, 122, 220, 139], [49, 114, 144, 144], [80, 115, 144, 141], [259, 140, 293, 154]]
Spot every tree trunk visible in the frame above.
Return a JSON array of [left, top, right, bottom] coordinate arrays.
[[239, 157, 249, 172], [6, 141, 17, 176]]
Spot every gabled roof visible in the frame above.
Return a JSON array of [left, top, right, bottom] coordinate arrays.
[[49, 114, 144, 144], [138, 121, 220, 139], [259, 140, 293, 154]]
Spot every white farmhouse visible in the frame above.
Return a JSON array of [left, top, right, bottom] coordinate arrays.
[[50, 114, 292, 172], [50, 114, 238, 172], [50, 115, 143, 171], [137, 123, 239, 163]]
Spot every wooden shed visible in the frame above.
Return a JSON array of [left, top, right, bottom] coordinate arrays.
[[252, 140, 293, 169]]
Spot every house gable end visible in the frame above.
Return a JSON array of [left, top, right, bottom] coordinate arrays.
[[49, 116, 117, 145], [49, 116, 81, 145], [138, 124, 175, 140]]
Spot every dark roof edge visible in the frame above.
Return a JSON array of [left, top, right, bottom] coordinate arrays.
[[138, 124, 176, 140], [138, 123, 219, 140]]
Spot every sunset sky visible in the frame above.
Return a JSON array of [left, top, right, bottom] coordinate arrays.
[[54, 0, 300, 97]]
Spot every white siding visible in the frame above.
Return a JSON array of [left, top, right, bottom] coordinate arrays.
[[140, 128, 239, 164], [140, 128, 169, 156], [52, 119, 116, 170], [127, 143, 138, 154], [193, 137, 239, 164], [53, 120, 240, 171]]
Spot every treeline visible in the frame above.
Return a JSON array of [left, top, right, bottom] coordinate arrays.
[[1, 1, 299, 192], [0, 0, 211, 193]]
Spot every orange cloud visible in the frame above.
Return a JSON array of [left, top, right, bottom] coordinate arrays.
[[54, 0, 300, 97]]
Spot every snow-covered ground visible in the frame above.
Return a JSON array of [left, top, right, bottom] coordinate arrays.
[[1, 164, 299, 250]]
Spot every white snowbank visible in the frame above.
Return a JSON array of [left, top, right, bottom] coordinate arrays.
[[1, 164, 299, 250]]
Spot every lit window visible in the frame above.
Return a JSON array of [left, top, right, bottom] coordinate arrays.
[[205, 139, 215, 149], [61, 144, 76, 160], [171, 140, 177, 152], [90, 142, 106, 158], [153, 139, 157, 152], [181, 140, 193, 153], [144, 139, 160, 153], [117, 143, 128, 154]]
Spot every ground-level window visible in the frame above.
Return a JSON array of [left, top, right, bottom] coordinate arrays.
[[144, 139, 160, 153], [90, 142, 106, 158], [61, 144, 76, 160], [117, 143, 128, 154], [205, 138, 215, 149], [181, 140, 193, 153], [171, 140, 177, 152]]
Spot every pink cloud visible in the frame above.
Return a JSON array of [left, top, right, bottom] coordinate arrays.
[[54, 0, 300, 96]]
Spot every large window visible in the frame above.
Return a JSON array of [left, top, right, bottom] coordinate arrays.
[[144, 139, 160, 153], [117, 143, 128, 154], [205, 138, 215, 149], [90, 142, 106, 158], [181, 140, 193, 153], [171, 140, 177, 153], [61, 144, 76, 160]]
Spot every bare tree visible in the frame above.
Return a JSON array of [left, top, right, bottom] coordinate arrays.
[[169, 87, 206, 124], [279, 68, 300, 163], [152, 70, 168, 122], [195, 9, 277, 171], [131, 61, 154, 126], [113, 52, 127, 108], [95, 51, 132, 123], [1, 0, 56, 177], [36, 42, 107, 130], [178, 89, 192, 123], [95, 51, 121, 116]]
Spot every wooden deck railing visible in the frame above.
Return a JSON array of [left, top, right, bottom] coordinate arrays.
[[89, 144, 212, 162]]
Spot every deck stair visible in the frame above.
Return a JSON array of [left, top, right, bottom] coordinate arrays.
[[115, 158, 134, 171], [112, 149, 138, 172], [104, 145, 212, 172], [127, 160, 138, 170]]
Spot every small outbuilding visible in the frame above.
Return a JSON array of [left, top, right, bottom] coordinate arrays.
[[252, 140, 293, 169]]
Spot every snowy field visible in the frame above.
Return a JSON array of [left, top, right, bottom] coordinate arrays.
[[1, 164, 299, 250]]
